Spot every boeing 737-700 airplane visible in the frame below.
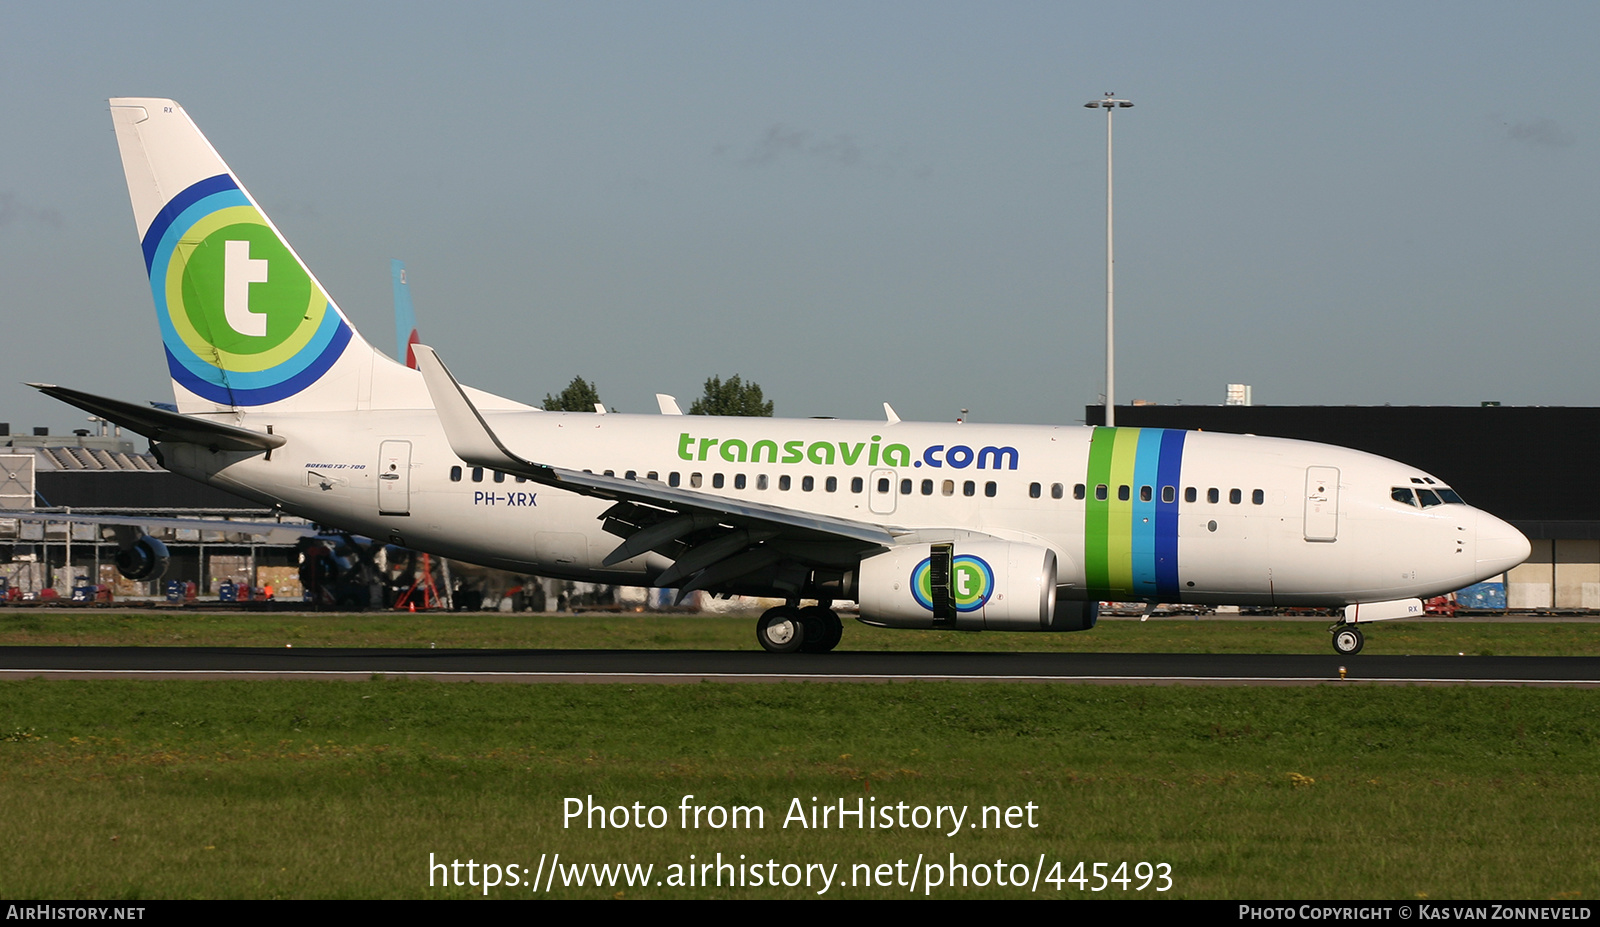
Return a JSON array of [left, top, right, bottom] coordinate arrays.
[[35, 98, 1530, 654]]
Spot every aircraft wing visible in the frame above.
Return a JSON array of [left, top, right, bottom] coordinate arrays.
[[413, 345, 900, 595]]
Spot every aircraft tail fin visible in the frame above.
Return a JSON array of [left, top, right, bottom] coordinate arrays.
[[392, 259, 421, 369], [109, 98, 425, 414]]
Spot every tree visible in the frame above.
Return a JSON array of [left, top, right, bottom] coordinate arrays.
[[543, 376, 603, 412], [689, 374, 774, 417]]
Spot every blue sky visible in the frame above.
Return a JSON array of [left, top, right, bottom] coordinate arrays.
[[4, 1, 1597, 430]]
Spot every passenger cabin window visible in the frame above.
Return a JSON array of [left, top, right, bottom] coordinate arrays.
[[1095, 484, 1108, 502], [494, 471, 507, 483], [450, 466, 462, 482], [921, 479, 933, 495], [734, 474, 746, 489], [825, 476, 837, 492], [851, 477, 864, 493], [943, 480, 956, 497], [1162, 486, 1176, 504], [712, 473, 725, 489], [901, 479, 913, 495], [877, 477, 890, 493], [1074, 484, 1086, 500], [1139, 485, 1152, 503], [965, 481, 977, 497], [625, 470, 637, 480], [780, 475, 792, 491], [1252, 489, 1264, 505], [1052, 483, 1065, 499], [802, 476, 815, 492], [1229, 488, 1242, 504], [1117, 485, 1130, 502], [690, 472, 703, 488], [985, 481, 997, 498], [1207, 488, 1220, 504], [1029, 482, 1042, 499], [669, 471, 681, 487], [1184, 487, 1196, 503], [757, 474, 769, 490], [472, 467, 484, 482]]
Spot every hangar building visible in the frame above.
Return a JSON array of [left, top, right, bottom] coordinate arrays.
[[0, 423, 304, 599]]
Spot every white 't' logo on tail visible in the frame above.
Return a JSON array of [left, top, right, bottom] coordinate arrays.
[[223, 239, 269, 337]]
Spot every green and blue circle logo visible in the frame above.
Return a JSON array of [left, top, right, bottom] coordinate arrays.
[[141, 174, 350, 405], [910, 554, 995, 612]]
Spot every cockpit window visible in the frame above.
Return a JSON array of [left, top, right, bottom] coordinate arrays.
[[1394, 485, 1464, 506]]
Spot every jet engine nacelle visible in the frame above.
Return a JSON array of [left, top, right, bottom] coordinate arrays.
[[1050, 598, 1099, 632], [114, 535, 170, 581], [852, 540, 1062, 631]]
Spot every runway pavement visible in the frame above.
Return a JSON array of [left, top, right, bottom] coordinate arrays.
[[1, 646, 1598, 685]]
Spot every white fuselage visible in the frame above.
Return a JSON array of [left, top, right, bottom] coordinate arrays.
[[161, 410, 1529, 607]]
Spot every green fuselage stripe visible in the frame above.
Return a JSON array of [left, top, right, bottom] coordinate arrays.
[[1084, 427, 1118, 589]]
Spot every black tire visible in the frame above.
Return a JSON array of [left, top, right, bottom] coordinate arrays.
[[757, 606, 806, 653], [798, 605, 844, 653], [1332, 625, 1364, 655]]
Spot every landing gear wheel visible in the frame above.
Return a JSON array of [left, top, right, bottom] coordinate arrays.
[[798, 606, 844, 653], [1332, 625, 1364, 655], [757, 606, 806, 653]]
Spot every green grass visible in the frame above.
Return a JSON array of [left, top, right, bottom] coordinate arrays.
[[2, 609, 1598, 655], [1, 680, 1597, 899], [2, 612, 1595, 898]]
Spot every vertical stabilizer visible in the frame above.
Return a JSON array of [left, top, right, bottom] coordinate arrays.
[[392, 259, 421, 369], [109, 98, 419, 414]]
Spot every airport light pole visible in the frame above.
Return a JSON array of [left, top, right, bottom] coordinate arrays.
[[1085, 92, 1132, 427]]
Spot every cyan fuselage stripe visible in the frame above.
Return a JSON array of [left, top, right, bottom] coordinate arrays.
[[1084, 427, 1187, 601], [1130, 429, 1163, 592]]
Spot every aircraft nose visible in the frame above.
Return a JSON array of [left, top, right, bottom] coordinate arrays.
[[1475, 509, 1531, 577]]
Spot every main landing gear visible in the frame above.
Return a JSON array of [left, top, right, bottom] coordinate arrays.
[[756, 604, 844, 653], [1330, 622, 1365, 655]]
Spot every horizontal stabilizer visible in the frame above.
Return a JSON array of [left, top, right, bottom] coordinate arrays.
[[30, 384, 285, 452]]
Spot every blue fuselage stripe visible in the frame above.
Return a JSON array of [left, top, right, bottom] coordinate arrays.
[[1155, 430, 1187, 597]]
